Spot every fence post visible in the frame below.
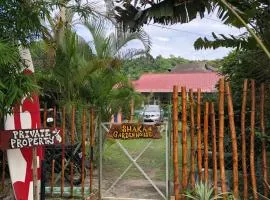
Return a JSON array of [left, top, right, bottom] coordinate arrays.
[[250, 80, 258, 199], [70, 105, 75, 196], [241, 79, 248, 199], [260, 83, 268, 197], [61, 106, 66, 197], [203, 102, 209, 182], [51, 106, 57, 196], [1, 150, 6, 191], [218, 78, 226, 195], [32, 147, 38, 200], [197, 89, 203, 181], [90, 108, 95, 193], [210, 102, 218, 196], [225, 82, 239, 198], [182, 87, 188, 191], [81, 108, 86, 198], [189, 89, 195, 187], [173, 86, 180, 200]]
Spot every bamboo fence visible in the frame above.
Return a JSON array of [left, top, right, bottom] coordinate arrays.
[[0, 78, 269, 199]]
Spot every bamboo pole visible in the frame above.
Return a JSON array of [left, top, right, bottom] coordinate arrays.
[[197, 88, 203, 181], [61, 106, 66, 197], [189, 89, 195, 187], [250, 80, 258, 199], [260, 83, 268, 197], [90, 108, 95, 193], [70, 105, 75, 196], [241, 79, 248, 200], [32, 147, 38, 200], [43, 105, 47, 128], [173, 86, 180, 200], [51, 106, 57, 196], [1, 151, 6, 191], [218, 78, 226, 194], [130, 98, 134, 122], [225, 82, 239, 198], [182, 87, 188, 190], [53, 106, 56, 128], [81, 108, 86, 197], [203, 102, 209, 182], [210, 103, 218, 196]]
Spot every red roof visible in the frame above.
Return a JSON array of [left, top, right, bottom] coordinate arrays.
[[133, 72, 222, 93]]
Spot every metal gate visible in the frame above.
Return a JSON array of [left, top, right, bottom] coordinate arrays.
[[99, 122, 170, 200]]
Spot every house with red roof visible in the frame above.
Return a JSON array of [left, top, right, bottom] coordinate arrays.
[[132, 63, 222, 104]]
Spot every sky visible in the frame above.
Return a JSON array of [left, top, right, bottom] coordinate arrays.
[[76, 6, 246, 61], [128, 13, 246, 60]]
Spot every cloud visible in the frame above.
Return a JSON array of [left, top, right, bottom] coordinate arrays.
[[155, 37, 170, 42], [138, 14, 246, 60], [75, 9, 246, 60]]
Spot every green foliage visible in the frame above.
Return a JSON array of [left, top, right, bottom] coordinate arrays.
[[184, 182, 217, 200], [121, 55, 190, 79], [219, 49, 270, 135], [184, 182, 236, 200], [194, 0, 270, 51], [0, 1, 50, 46], [114, 0, 212, 31], [0, 42, 39, 115]]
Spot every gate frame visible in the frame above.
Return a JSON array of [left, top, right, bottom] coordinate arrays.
[[99, 122, 170, 200]]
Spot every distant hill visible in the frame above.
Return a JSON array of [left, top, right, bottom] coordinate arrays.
[[122, 55, 221, 79]]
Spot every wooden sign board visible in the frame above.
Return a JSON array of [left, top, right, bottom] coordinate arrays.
[[107, 123, 161, 140], [0, 128, 62, 150]]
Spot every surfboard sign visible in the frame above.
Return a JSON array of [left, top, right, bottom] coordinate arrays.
[[4, 47, 43, 200], [0, 128, 62, 150]]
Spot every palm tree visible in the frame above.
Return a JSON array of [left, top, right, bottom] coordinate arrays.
[[83, 16, 151, 60]]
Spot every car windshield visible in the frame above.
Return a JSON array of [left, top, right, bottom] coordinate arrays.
[[144, 105, 160, 112]]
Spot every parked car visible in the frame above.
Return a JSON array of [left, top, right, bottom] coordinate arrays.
[[140, 105, 164, 123]]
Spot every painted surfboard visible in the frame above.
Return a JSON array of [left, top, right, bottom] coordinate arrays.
[[4, 48, 43, 200]]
